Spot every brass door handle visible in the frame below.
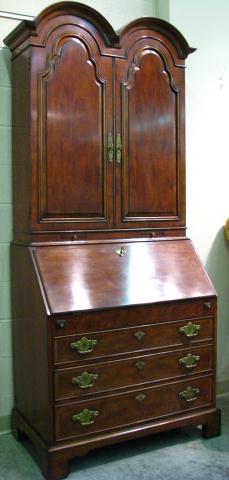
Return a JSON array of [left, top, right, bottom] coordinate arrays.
[[116, 133, 122, 163], [107, 132, 114, 163], [178, 322, 200, 338], [70, 336, 97, 354]]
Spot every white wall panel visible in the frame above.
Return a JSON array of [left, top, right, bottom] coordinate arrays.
[[0, 0, 155, 30], [0, 18, 19, 46], [169, 0, 229, 389]]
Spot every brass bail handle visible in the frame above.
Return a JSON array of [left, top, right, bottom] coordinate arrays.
[[116, 133, 122, 164]]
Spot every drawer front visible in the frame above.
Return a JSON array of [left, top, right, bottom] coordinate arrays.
[[53, 317, 213, 365], [55, 375, 213, 441], [52, 298, 216, 337], [54, 345, 213, 400]]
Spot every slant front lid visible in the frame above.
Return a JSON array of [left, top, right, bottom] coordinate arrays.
[[31, 239, 215, 314]]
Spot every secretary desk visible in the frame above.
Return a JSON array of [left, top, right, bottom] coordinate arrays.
[[4, 2, 221, 479]]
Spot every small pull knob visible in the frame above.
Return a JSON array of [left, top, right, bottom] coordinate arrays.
[[70, 336, 97, 354], [178, 322, 200, 338], [56, 320, 67, 329], [204, 302, 211, 310]]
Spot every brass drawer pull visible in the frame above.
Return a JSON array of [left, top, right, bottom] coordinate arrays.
[[179, 386, 200, 402], [179, 353, 200, 369], [134, 330, 146, 341], [70, 336, 97, 354], [135, 360, 146, 370], [107, 132, 114, 163], [178, 322, 200, 338], [136, 393, 146, 403], [72, 408, 99, 426], [72, 371, 99, 389]]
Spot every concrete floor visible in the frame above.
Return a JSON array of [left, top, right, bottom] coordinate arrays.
[[0, 394, 228, 480]]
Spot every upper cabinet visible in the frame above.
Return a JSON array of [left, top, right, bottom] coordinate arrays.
[[5, 3, 194, 242]]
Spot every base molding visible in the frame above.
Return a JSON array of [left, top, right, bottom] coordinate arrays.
[[12, 406, 221, 480]]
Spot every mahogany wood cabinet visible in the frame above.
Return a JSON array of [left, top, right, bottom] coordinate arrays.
[[5, 1, 195, 242], [5, 3, 221, 480]]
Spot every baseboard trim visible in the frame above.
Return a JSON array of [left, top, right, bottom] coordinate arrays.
[[216, 380, 229, 395], [0, 415, 11, 434]]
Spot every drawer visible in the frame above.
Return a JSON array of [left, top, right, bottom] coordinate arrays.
[[54, 345, 213, 400], [55, 375, 213, 441], [52, 298, 216, 336], [53, 317, 213, 365]]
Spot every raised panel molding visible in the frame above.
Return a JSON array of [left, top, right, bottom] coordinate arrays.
[[38, 35, 108, 224], [120, 46, 180, 224]]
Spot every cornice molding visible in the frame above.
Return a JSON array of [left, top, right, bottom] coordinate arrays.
[[3, 2, 195, 59]]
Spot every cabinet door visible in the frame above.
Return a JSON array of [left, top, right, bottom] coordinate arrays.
[[114, 39, 185, 230], [35, 35, 113, 231]]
